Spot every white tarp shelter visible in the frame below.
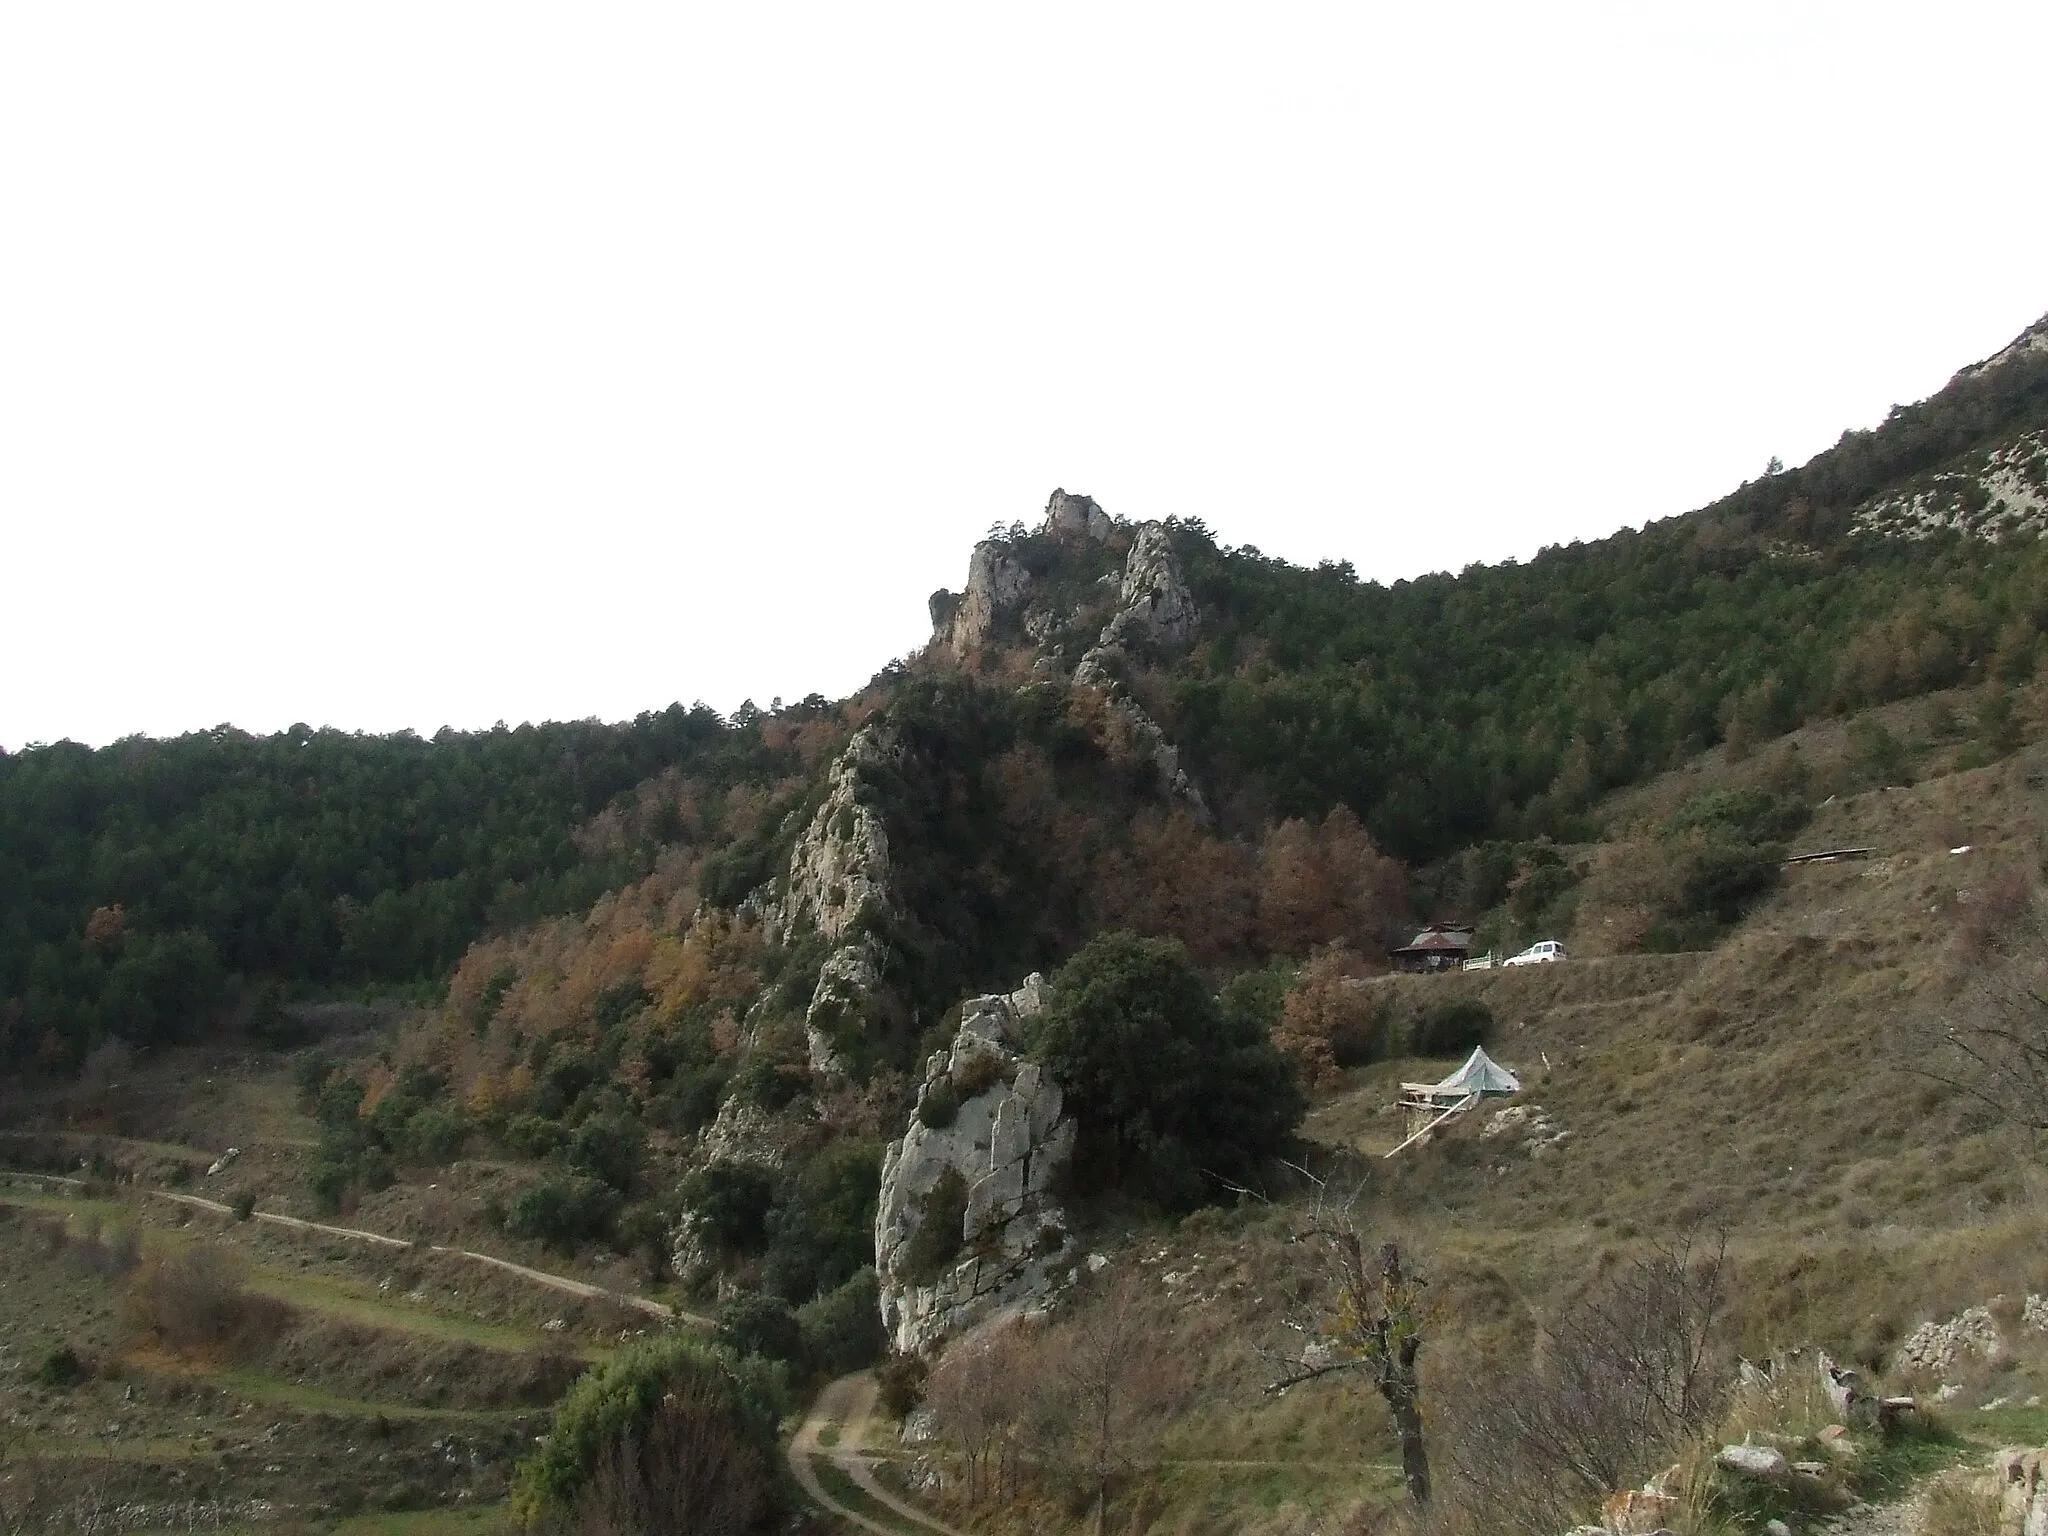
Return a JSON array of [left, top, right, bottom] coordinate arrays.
[[1400, 1047, 1520, 1108], [1387, 1047, 1521, 1158]]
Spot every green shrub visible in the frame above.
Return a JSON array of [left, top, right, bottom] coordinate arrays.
[[402, 1106, 468, 1164], [732, 1057, 805, 1111], [291, 1048, 336, 1106], [1677, 841, 1785, 924], [657, 1062, 729, 1135], [512, 1334, 788, 1525], [504, 1113, 568, 1159], [230, 1188, 256, 1222], [916, 1078, 959, 1129], [798, 1269, 887, 1377], [951, 1048, 1006, 1100], [1028, 932, 1304, 1207], [716, 1290, 808, 1368], [1413, 999, 1492, 1057], [507, 1174, 621, 1254], [875, 1353, 929, 1419], [565, 1110, 646, 1193], [899, 1169, 968, 1285], [37, 1344, 85, 1387], [678, 1160, 778, 1255], [1666, 787, 1809, 845], [763, 1140, 883, 1304]]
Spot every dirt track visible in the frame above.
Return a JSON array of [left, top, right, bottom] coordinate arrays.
[[789, 1371, 972, 1535], [10, 1172, 710, 1328]]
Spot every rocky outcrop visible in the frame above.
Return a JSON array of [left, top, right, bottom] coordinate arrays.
[[875, 976, 1078, 1355], [1073, 522, 1198, 681], [781, 725, 895, 944], [1064, 522, 1205, 809], [773, 724, 902, 1076], [940, 542, 1034, 656], [1109, 523, 1198, 648], [1852, 426, 2048, 542], [1043, 487, 1115, 543]]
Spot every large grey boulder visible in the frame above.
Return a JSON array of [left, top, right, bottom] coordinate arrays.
[[875, 976, 1077, 1355]]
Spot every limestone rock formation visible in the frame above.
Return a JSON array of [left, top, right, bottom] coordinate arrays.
[[772, 724, 901, 1076], [941, 542, 1034, 656], [1073, 520, 1199, 683], [1110, 522, 1199, 648], [1042, 487, 1115, 543], [875, 975, 1078, 1355], [780, 725, 896, 944]]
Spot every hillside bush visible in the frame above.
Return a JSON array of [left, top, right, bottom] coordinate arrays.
[[401, 1105, 467, 1164], [917, 1078, 960, 1129], [513, 1333, 787, 1531], [37, 1345, 86, 1388], [503, 1113, 567, 1159], [716, 1290, 808, 1368], [678, 1161, 777, 1256], [798, 1269, 886, 1377], [900, 1169, 969, 1284], [876, 1352, 930, 1419], [506, 1173, 621, 1254], [1028, 932, 1304, 1206], [1412, 999, 1493, 1058], [564, 1109, 646, 1193], [762, 1140, 883, 1305], [126, 1245, 289, 1354]]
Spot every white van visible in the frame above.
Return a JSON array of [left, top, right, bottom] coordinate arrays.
[[1502, 940, 1566, 966]]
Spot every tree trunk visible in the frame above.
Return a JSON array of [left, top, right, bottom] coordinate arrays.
[[1388, 1390, 1430, 1506]]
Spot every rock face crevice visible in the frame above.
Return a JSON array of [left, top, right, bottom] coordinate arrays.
[[874, 975, 1077, 1355]]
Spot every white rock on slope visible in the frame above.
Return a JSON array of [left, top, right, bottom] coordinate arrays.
[[875, 975, 1077, 1355]]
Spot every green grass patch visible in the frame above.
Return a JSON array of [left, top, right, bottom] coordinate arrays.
[[179, 1364, 539, 1423], [1856, 1419, 1972, 1499], [0, 1185, 138, 1226], [1967, 1402, 2048, 1449], [239, 1268, 600, 1357], [329, 1504, 515, 1535], [810, 1459, 930, 1534]]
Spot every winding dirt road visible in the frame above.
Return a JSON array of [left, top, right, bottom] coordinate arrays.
[[7, 1172, 709, 1328], [789, 1371, 973, 1536]]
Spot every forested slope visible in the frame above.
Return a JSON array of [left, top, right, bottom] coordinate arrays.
[[5, 310, 2046, 1084], [0, 704, 833, 1068]]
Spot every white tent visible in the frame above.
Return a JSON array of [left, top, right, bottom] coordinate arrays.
[[1431, 1047, 1520, 1098], [1387, 1047, 1521, 1158], [1400, 1047, 1520, 1107]]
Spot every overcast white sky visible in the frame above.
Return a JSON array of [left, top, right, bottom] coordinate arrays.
[[4, 2, 2046, 750]]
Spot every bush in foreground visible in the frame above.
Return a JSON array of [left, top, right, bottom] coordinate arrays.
[[513, 1334, 787, 1534]]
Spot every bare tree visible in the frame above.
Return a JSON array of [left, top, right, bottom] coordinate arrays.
[[926, 1321, 1040, 1501], [1441, 1226, 1729, 1531], [1925, 947, 2048, 1133], [928, 1278, 1185, 1530], [1264, 1179, 1431, 1507], [1048, 1275, 1187, 1533]]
